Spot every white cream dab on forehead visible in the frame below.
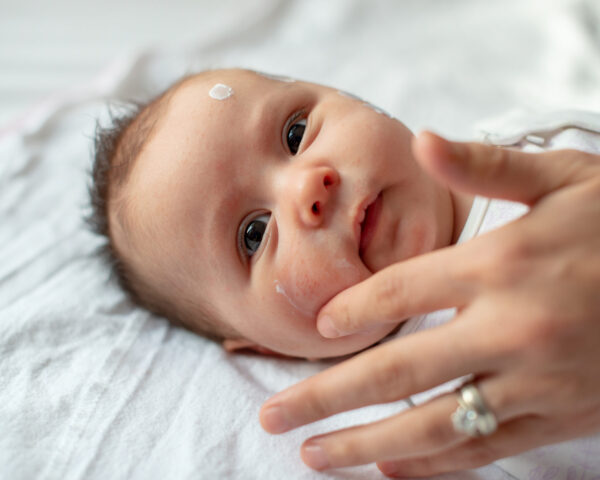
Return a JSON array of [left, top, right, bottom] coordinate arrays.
[[209, 83, 234, 100]]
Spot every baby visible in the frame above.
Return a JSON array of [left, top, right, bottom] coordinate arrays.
[[89, 68, 475, 359]]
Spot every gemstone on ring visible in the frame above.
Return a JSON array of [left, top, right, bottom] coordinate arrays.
[[452, 405, 481, 437], [451, 384, 498, 437]]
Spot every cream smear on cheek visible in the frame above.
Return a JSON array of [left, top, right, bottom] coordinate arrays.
[[337, 90, 393, 118], [273, 237, 363, 320], [273, 281, 313, 317], [209, 83, 234, 100]]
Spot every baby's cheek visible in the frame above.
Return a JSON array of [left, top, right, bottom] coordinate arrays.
[[274, 249, 364, 319]]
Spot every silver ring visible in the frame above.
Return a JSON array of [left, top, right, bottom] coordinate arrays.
[[451, 383, 498, 437]]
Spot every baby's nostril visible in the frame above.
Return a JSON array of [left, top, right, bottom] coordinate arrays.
[[312, 202, 320, 214], [323, 176, 332, 187]]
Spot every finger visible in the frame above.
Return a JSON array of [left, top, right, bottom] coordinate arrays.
[[300, 394, 466, 470], [377, 415, 557, 478], [413, 131, 595, 205], [299, 374, 522, 471], [260, 317, 497, 435], [317, 242, 478, 338]]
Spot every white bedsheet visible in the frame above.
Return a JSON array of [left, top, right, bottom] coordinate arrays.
[[2, 1, 599, 479]]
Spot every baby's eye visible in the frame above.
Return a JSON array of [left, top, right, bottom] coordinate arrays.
[[242, 213, 271, 256], [286, 118, 306, 155]]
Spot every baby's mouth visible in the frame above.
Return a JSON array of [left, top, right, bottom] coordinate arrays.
[[359, 192, 383, 258]]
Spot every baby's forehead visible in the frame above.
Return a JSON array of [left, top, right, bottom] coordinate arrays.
[[173, 68, 274, 97], [157, 69, 307, 145], [133, 68, 282, 196], [169, 68, 304, 108]]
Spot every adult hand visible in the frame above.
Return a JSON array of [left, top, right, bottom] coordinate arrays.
[[259, 131, 600, 477]]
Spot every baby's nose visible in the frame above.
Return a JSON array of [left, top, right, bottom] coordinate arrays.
[[294, 166, 339, 228]]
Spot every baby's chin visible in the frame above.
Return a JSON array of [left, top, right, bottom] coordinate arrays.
[[361, 237, 416, 274], [282, 322, 399, 360]]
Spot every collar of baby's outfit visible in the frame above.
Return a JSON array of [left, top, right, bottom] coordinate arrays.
[[456, 196, 490, 244]]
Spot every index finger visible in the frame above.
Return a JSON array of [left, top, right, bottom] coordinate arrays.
[[317, 240, 478, 338], [260, 317, 492, 434], [414, 131, 598, 205]]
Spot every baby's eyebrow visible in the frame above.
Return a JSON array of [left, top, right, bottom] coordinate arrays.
[[250, 94, 284, 150]]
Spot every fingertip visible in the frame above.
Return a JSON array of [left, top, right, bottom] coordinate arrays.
[[317, 314, 342, 338], [413, 130, 451, 165], [414, 129, 443, 144], [413, 131, 466, 182], [377, 461, 404, 477], [258, 403, 272, 431], [259, 403, 291, 434], [413, 129, 444, 153], [301, 440, 330, 470]]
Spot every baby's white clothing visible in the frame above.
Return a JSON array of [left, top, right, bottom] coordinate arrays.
[[389, 110, 600, 479]]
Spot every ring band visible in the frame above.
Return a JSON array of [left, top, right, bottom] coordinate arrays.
[[451, 383, 498, 437]]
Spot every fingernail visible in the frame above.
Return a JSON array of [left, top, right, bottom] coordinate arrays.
[[261, 405, 291, 434], [378, 461, 404, 477], [318, 315, 340, 338], [302, 442, 330, 470]]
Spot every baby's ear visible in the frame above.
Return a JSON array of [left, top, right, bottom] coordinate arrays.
[[222, 338, 284, 357]]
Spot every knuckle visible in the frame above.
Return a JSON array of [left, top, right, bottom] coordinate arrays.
[[328, 298, 365, 334], [421, 419, 457, 446], [486, 383, 516, 414], [457, 247, 493, 286], [546, 149, 600, 190], [469, 145, 513, 182], [339, 307, 370, 335], [327, 437, 363, 465], [497, 231, 532, 265], [369, 350, 415, 403], [487, 146, 512, 176], [517, 305, 565, 359], [373, 269, 407, 319], [335, 302, 358, 333], [340, 301, 370, 333], [518, 373, 556, 410], [481, 231, 533, 286], [454, 240, 488, 287], [302, 388, 335, 421]]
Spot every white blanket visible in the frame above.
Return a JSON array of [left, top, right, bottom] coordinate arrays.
[[2, 1, 600, 478]]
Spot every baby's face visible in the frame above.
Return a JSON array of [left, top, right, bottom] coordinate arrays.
[[126, 69, 454, 358]]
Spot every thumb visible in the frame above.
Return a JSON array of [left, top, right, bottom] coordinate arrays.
[[412, 131, 594, 205]]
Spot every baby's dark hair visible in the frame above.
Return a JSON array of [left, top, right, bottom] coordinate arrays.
[[87, 76, 235, 342]]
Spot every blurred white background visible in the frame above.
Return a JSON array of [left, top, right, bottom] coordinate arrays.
[[0, 0, 254, 126], [2, 0, 599, 136]]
